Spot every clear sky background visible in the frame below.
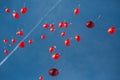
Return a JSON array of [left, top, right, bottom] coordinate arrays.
[[0, 0, 120, 80]]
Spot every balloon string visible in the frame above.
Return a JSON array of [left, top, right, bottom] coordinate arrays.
[[94, 14, 101, 22], [23, 2, 26, 7], [78, 4, 81, 7]]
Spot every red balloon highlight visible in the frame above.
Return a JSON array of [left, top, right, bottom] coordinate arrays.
[[52, 53, 60, 60], [19, 41, 25, 48], [20, 7, 27, 14], [75, 35, 80, 42], [5, 8, 10, 13], [43, 24, 49, 28], [28, 39, 33, 44], [48, 68, 59, 77], [74, 8, 80, 15], [16, 30, 24, 36], [85, 21, 94, 28], [61, 32, 66, 37], [12, 12, 20, 19], [49, 46, 55, 53], [4, 50, 9, 54], [108, 27, 116, 34], [11, 39, 16, 43], [65, 39, 70, 46], [41, 35, 46, 39]]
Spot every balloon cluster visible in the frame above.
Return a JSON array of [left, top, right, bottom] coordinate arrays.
[[5, 7, 27, 19], [2, 5, 118, 80]]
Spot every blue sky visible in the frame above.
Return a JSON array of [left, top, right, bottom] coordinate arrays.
[[0, 0, 120, 80]]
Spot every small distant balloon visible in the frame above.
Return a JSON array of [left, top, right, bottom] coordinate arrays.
[[52, 53, 60, 60], [74, 8, 80, 15], [48, 68, 59, 77], [3, 39, 8, 43], [19, 41, 25, 48], [49, 46, 55, 53], [65, 39, 70, 46], [61, 32, 66, 37], [39, 76, 43, 80], [50, 27, 55, 32], [41, 35, 46, 39], [85, 21, 94, 28], [28, 39, 33, 44], [12, 12, 20, 19], [75, 35, 80, 42], [20, 7, 27, 14], [43, 24, 49, 28], [5, 8, 10, 13], [108, 27, 116, 34], [50, 23, 54, 28], [4, 49, 9, 54], [11, 39, 16, 43], [16, 30, 24, 36]]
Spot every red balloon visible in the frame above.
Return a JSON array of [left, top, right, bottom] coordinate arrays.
[[43, 24, 49, 28], [61, 32, 66, 37], [59, 22, 64, 28], [12, 12, 20, 19], [41, 35, 46, 39], [74, 8, 80, 15], [64, 22, 69, 28], [16, 30, 24, 36], [20, 7, 27, 14], [75, 35, 80, 42], [11, 39, 16, 43], [52, 53, 60, 60], [49, 46, 55, 53], [39, 76, 43, 80], [28, 39, 33, 44], [108, 27, 116, 34], [3, 39, 8, 43], [5, 8, 10, 13], [50, 27, 55, 32], [85, 21, 94, 28], [4, 49, 9, 54], [19, 41, 25, 48], [48, 68, 59, 76], [65, 39, 70, 46], [50, 23, 54, 28]]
